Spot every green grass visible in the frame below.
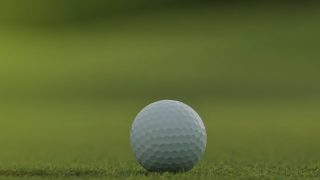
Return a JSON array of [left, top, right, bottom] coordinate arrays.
[[0, 4, 320, 179], [0, 99, 320, 179], [1, 5, 320, 100], [0, 161, 319, 179]]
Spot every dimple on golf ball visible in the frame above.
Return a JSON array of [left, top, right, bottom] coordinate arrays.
[[130, 100, 207, 172]]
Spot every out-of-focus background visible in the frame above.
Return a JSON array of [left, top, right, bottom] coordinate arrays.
[[0, 1, 320, 178]]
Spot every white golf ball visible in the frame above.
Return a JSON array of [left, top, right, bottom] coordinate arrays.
[[130, 100, 207, 172]]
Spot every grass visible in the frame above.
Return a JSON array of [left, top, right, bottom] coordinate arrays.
[[1, 5, 320, 100], [0, 161, 319, 179], [0, 99, 320, 179], [0, 4, 320, 179]]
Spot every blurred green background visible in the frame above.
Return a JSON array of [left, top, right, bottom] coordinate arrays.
[[0, 1, 320, 178]]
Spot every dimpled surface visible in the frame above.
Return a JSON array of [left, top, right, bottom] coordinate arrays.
[[130, 100, 207, 172]]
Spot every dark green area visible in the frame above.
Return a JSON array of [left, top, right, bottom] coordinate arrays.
[[0, 0, 225, 25], [0, 161, 319, 179], [0, 2, 320, 179]]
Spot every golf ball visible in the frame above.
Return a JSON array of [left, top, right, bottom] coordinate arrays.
[[130, 100, 207, 172]]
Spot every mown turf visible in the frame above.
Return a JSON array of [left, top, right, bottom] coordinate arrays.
[[0, 99, 319, 179], [0, 161, 319, 179]]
